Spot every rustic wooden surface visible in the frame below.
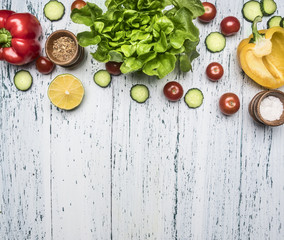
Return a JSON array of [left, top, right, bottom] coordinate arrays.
[[1, 0, 284, 239]]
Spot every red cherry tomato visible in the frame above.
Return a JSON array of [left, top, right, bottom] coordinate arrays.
[[105, 61, 122, 76], [220, 16, 240, 36], [198, 2, 217, 23], [71, 0, 87, 11], [206, 62, 224, 82], [36, 56, 55, 74], [163, 81, 184, 101], [219, 93, 240, 115]]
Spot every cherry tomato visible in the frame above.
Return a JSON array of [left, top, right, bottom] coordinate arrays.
[[206, 62, 224, 82], [71, 0, 87, 11], [163, 81, 184, 101], [220, 16, 240, 36], [36, 56, 55, 74], [105, 61, 122, 76], [198, 2, 217, 23], [219, 93, 240, 115]]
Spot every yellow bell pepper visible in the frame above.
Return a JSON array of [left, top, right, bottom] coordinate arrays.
[[237, 16, 284, 89]]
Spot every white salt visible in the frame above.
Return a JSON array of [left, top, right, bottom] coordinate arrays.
[[259, 96, 283, 121]]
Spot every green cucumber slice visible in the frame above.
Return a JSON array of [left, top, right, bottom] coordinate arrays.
[[184, 88, 204, 108], [205, 32, 226, 53], [130, 84, 149, 103], [260, 0, 277, 16], [242, 1, 263, 22], [44, 0, 65, 21], [14, 70, 33, 91], [267, 16, 282, 28], [94, 70, 112, 88]]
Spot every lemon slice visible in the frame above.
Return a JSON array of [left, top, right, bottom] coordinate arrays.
[[48, 74, 84, 110]]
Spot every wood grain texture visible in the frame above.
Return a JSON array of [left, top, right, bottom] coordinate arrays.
[[1, 0, 284, 239]]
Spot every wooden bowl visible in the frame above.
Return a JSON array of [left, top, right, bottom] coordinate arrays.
[[255, 90, 284, 126], [248, 91, 266, 124], [45, 30, 84, 68]]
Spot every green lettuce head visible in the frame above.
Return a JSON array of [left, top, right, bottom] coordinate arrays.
[[71, 0, 204, 79]]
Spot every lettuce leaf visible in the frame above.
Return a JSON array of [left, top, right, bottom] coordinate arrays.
[[143, 52, 176, 79], [71, 3, 103, 26], [71, 0, 204, 78], [171, 0, 205, 19], [179, 50, 199, 72], [168, 7, 199, 49]]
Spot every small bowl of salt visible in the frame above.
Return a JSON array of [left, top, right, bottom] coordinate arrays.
[[255, 90, 284, 126]]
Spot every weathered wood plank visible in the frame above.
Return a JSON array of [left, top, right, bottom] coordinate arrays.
[[111, 69, 181, 239], [0, 1, 52, 239], [175, 0, 245, 239], [49, 67, 113, 240], [237, 1, 284, 239], [48, 2, 112, 239]]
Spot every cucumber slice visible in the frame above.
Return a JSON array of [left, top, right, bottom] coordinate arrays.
[[44, 0, 65, 21], [267, 16, 282, 28], [260, 0, 277, 16], [94, 70, 112, 88], [130, 84, 149, 103], [14, 70, 33, 91], [242, 1, 263, 22], [205, 32, 226, 53], [184, 88, 204, 108], [281, 18, 284, 28]]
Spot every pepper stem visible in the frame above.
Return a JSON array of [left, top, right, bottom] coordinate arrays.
[[251, 16, 264, 43], [0, 34, 8, 43], [0, 28, 12, 48]]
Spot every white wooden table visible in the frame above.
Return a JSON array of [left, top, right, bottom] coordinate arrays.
[[1, 0, 284, 239]]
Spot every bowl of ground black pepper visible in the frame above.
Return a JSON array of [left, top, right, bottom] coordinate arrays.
[[45, 30, 84, 68]]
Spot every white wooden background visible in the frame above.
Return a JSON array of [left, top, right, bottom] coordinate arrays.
[[1, 0, 284, 239]]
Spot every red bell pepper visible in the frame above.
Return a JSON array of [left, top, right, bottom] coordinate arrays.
[[0, 10, 41, 65]]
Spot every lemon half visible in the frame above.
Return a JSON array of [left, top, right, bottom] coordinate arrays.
[[48, 74, 84, 110]]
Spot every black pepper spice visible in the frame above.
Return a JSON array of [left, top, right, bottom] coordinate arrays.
[[52, 36, 76, 62]]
